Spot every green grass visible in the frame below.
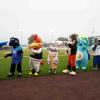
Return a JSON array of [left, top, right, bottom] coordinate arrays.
[[0, 49, 93, 80]]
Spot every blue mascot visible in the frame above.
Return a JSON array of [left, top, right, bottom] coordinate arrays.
[[4, 37, 23, 77], [76, 36, 89, 70]]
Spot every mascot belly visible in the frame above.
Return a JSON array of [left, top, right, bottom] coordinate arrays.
[[76, 50, 88, 70]]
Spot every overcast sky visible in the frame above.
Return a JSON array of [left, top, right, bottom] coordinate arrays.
[[0, 0, 100, 44]]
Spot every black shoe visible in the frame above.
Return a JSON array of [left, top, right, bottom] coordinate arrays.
[[7, 74, 14, 77], [32, 69, 35, 74], [18, 75, 22, 77]]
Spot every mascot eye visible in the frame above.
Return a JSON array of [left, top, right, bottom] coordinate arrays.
[[10, 38, 14, 41]]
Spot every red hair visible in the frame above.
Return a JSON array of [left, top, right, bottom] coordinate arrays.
[[33, 34, 42, 43]]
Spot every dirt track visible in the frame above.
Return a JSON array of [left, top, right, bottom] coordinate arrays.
[[0, 72, 100, 100]]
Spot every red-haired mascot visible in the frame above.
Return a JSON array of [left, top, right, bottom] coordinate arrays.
[[28, 34, 43, 76]]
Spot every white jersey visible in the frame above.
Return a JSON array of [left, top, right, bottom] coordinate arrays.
[[91, 45, 100, 56]]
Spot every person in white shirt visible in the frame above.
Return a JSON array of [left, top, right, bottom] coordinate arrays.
[[91, 38, 100, 70]]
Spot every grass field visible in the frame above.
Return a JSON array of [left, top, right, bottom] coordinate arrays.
[[0, 49, 93, 80]]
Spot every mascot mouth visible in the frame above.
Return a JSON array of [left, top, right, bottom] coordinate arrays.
[[76, 51, 83, 61]]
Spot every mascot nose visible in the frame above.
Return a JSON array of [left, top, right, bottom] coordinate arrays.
[[76, 51, 83, 61]]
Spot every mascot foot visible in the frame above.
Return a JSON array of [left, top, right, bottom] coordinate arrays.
[[92, 67, 98, 71], [29, 71, 33, 75], [7, 72, 14, 77], [53, 70, 56, 74], [7, 74, 14, 77], [18, 73, 22, 77], [82, 67, 87, 71], [69, 71, 76, 76], [76, 66, 80, 70], [62, 69, 69, 74], [18, 75, 22, 77], [34, 72, 39, 76]]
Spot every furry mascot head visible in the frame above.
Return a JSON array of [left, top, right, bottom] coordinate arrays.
[[65, 34, 78, 55], [69, 34, 78, 43], [9, 37, 20, 48], [76, 36, 89, 70], [28, 34, 42, 50]]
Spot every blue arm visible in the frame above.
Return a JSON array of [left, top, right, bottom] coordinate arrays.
[[0, 42, 8, 47]]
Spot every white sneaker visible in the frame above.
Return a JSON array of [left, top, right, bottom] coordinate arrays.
[[69, 71, 76, 75], [54, 70, 56, 74], [29, 71, 32, 75], [48, 70, 51, 73], [62, 69, 69, 74]]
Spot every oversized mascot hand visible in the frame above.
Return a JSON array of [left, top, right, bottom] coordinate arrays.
[[4, 53, 12, 58], [4, 54, 8, 58], [53, 57, 58, 64], [29, 42, 38, 49], [76, 51, 83, 61], [29, 42, 42, 49]]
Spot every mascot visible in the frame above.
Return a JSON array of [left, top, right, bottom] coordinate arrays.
[[76, 36, 89, 70], [28, 34, 43, 76], [91, 37, 100, 70], [47, 44, 58, 74], [4, 37, 23, 77], [63, 34, 77, 75]]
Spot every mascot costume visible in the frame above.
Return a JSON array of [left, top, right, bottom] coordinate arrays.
[[76, 36, 89, 70], [28, 34, 43, 76], [4, 37, 23, 77], [91, 37, 100, 70], [63, 34, 77, 75], [47, 45, 58, 74]]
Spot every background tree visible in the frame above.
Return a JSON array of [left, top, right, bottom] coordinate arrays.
[[56, 37, 68, 41]]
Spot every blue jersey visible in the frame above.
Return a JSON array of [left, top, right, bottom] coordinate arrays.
[[11, 46, 23, 64]]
